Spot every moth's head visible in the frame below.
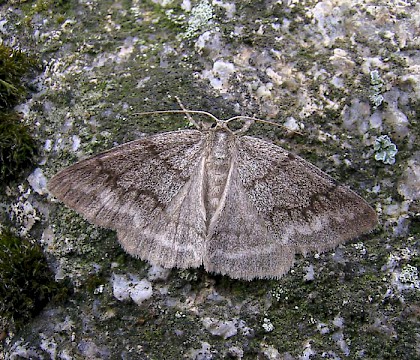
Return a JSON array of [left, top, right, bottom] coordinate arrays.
[[196, 117, 254, 135], [217, 117, 254, 135]]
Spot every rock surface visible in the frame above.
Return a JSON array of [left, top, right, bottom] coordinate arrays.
[[0, 0, 418, 359]]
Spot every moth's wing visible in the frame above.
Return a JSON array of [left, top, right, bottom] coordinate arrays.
[[204, 135, 377, 280], [48, 130, 207, 268], [203, 162, 296, 280], [116, 151, 208, 269]]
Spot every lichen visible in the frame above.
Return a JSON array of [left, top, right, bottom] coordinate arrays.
[[9, 184, 40, 236], [374, 135, 398, 165], [262, 317, 275, 332], [398, 264, 419, 288], [184, 0, 214, 38], [369, 70, 384, 109]]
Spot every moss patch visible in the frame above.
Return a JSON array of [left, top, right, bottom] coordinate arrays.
[[0, 43, 39, 185], [0, 111, 38, 183], [0, 229, 68, 330], [0, 43, 36, 108]]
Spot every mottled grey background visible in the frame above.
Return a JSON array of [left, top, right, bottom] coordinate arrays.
[[1, 0, 419, 359]]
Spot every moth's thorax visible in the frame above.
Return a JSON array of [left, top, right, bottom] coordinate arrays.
[[204, 130, 235, 223]]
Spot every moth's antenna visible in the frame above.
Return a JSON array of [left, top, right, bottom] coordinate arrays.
[[133, 100, 303, 136], [132, 99, 219, 129], [226, 115, 304, 136], [132, 109, 218, 121], [175, 96, 198, 128]]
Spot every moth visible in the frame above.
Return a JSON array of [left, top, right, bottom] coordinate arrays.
[[48, 105, 378, 280]]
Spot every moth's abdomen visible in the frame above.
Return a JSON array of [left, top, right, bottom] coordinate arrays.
[[204, 131, 234, 223]]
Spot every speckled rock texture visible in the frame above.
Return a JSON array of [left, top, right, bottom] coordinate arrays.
[[0, 0, 419, 359]]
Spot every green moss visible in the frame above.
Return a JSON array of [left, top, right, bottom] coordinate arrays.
[[0, 111, 38, 183], [0, 229, 68, 329], [214, 275, 271, 299], [254, 238, 420, 358], [0, 44, 36, 109], [0, 43, 38, 185], [84, 273, 107, 293], [27, 0, 72, 16]]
